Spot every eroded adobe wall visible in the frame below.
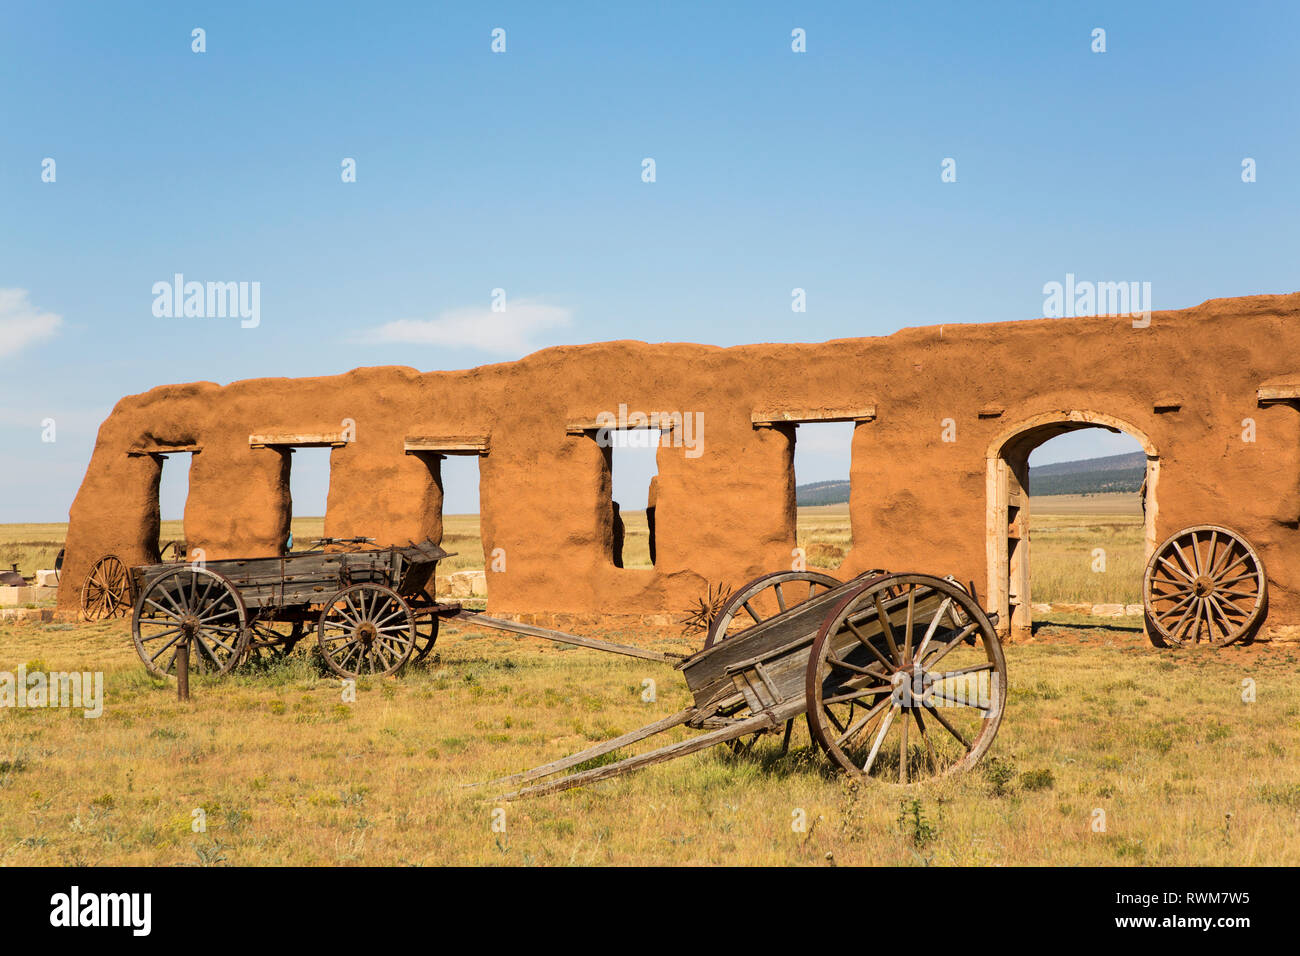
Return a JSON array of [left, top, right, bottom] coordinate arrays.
[[58, 293, 1300, 634]]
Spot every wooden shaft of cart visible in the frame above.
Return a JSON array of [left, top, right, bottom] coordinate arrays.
[[470, 707, 697, 792], [452, 610, 685, 663], [494, 699, 806, 800]]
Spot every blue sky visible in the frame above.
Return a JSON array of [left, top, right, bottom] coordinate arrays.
[[2, 1, 1296, 521]]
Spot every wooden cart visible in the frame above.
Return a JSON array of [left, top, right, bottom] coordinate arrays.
[[472, 570, 1007, 799], [128, 539, 460, 679]]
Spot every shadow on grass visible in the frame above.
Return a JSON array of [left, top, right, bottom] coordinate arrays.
[[712, 736, 840, 782], [1032, 619, 1143, 634]]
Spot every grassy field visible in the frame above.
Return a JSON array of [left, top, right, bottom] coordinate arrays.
[[796, 504, 854, 568], [1, 613, 1297, 865], [1027, 495, 1144, 604], [0, 495, 1146, 605]]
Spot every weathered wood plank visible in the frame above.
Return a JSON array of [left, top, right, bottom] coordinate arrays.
[[751, 405, 876, 426], [1257, 379, 1300, 403], [404, 435, 490, 454], [126, 444, 202, 457], [249, 433, 347, 448]]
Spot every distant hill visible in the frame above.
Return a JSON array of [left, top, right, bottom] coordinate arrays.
[[795, 450, 1145, 505], [796, 480, 851, 506], [1028, 450, 1146, 496]]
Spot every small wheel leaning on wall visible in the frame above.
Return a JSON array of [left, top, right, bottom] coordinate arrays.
[[317, 583, 417, 678], [805, 573, 1007, 784], [1143, 525, 1267, 648], [81, 554, 132, 621], [132, 566, 249, 678]]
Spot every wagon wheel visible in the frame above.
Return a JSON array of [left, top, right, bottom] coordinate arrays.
[[402, 587, 441, 664], [703, 570, 842, 754], [317, 583, 416, 678], [80, 554, 133, 621], [1144, 524, 1267, 648], [806, 573, 1006, 784], [244, 619, 305, 663], [160, 540, 189, 563], [132, 566, 249, 678], [704, 570, 842, 648], [412, 599, 441, 663]]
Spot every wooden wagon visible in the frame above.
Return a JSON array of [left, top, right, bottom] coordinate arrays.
[[126, 539, 460, 679], [474, 570, 1008, 799]]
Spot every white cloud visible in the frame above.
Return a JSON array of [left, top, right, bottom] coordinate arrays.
[[357, 299, 573, 355], [0, 289, 62, 358]]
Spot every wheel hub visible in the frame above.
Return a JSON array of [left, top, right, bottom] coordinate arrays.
[[355, 621, 378, 644], [890, 667, 928, 708], [1193, 575, 1216, 598]]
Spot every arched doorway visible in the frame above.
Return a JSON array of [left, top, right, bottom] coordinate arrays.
[[985, 411, 1158, 638]]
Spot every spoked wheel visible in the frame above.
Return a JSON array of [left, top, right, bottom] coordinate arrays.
[[244, 619, 305, 663], [409, 588, 441, 663], [704, 570, 842, 648], [317, 583, 416, 678], [806, 573, 1006, 784], [1144, 525, 1267, 648], [132, 566, 249, 678], [413, 615, 440, 663], [81, 554, 132, 621], [705, 570, 841, 754]]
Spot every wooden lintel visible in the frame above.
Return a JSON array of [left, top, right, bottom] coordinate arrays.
[[249, 433, 348, 449], [1153, 398, 1183, 412], [404, 435, 490, 455], [751, 405, 876, 427], [565, 418, 670, 434], [126, 444, 202, 457], [978, 405, 1005, 419], [1258, 383, 1300, 404]]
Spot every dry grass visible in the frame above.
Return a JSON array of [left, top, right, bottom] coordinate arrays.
[[1028, 498, 1144, 605], [797, 504, 853, 568], [0, 614, 1296, 865], [4, 492, 1276, 866], [0, 524, 66, 580]]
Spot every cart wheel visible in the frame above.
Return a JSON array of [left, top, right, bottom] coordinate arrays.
[[806, 573, 1006, 784], [703, 570, 842, 753], [405, 587, 440, 663], [413, 609, 440, 663], [317, 583, 416, 677], [704, 570, 842, 649], [244, 619, 305, 663], [159, 539, 188, 563], [132, 566, 249, 678], [1144, 525, 1267, 648], [81, 554, 132, 621]]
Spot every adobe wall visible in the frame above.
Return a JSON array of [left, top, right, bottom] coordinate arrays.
[[57, 293, 1300, 636]]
